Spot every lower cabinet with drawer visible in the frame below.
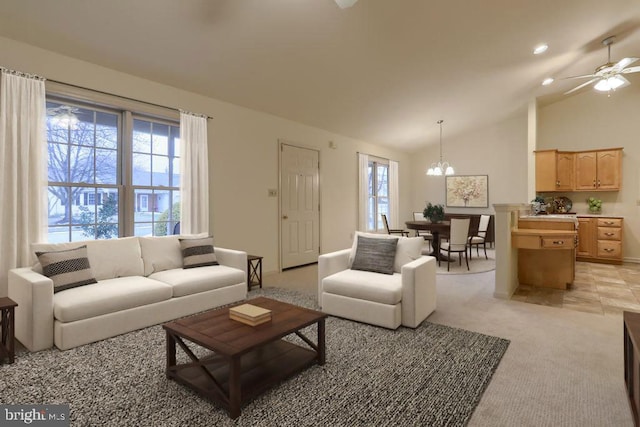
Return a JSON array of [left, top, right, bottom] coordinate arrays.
[[577, 216, 623, 264]]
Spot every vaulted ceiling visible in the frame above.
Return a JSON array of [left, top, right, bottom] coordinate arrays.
[[1, 0, 639, 151]]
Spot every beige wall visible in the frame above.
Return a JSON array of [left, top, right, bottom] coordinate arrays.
[[0, 36, 412, 275], [537, 83, 640, 261], [409, 114, 529, 217]]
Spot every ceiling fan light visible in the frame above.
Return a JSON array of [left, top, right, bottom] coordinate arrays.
[[593, 79, 611, 92], [335, 0, 358, 8], [594, 75, 627, 92]]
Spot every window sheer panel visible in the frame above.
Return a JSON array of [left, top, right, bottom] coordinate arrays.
[[179, 112, 208, 235]]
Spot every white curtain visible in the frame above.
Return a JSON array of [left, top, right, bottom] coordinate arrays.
[[0, 69, 47, 297], [357, 153, 369, 231], [389, 160, 400, 229], [179, 111, 209, 235]]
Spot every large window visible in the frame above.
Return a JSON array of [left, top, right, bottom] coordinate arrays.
[[46, 99, 180, 242], [367, 158, 389, 232]]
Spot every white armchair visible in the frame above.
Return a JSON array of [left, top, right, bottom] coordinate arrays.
[[318, 233, 437, 329]]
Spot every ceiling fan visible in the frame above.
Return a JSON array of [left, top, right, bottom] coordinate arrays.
[[562, 36, 640, 95]]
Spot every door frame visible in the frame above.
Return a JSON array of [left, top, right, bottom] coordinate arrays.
[[278, 140, 321, 272]]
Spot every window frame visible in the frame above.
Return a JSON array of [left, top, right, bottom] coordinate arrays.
[[367, 156, 390, 233], [45, 85, 181, 242]]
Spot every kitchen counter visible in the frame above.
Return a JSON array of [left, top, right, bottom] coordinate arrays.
[[512, 217, 577, 289]]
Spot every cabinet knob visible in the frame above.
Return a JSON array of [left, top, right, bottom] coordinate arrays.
[[604, 248, 614, 252], [593, 180, 596, 187], [597, 180, 601, 187], [556, 180, 560, 186], [552, 240, 564, 245], [605, 232, 614, 236]]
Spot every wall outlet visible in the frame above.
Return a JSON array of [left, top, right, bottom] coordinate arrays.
[[268, 189, 278, 197]]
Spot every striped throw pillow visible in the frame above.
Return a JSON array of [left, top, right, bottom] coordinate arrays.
[[179, 237, 218, 269], [35, 245, 98, 293]]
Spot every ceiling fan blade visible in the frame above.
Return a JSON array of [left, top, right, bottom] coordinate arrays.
[[622, 65, 640, 74], [564, 78, 599, 95], [612, 57, 639, 72], [558, 74, 597, 80]]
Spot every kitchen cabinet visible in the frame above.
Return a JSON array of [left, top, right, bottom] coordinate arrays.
[[576, 217, 595, 258], [535, 150, 574, 192], [576, 216, 623, 264], [512, 217, 577, 289], [535, 147, 622, 192], [575, 149, 622, 191]]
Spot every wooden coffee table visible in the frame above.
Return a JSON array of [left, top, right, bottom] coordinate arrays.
[[163, 297, 327, 419]]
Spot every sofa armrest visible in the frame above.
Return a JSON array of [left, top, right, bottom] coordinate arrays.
[[400, 255, 437, 328], [214, 247, 248, 283], [318, 249, 351, 305], [8, 267, 55, 352]]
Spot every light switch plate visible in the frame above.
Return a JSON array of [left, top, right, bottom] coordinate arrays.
[[268, 189, 278, 197]]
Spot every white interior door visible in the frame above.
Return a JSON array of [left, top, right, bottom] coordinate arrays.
[[280, 144, 320, 269]]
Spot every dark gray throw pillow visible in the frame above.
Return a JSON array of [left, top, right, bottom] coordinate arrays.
[[351, 235, 398, 275]]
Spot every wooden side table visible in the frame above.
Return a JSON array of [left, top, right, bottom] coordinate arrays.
[[0, 297, 18, 364], [247, 255, 263, 290]]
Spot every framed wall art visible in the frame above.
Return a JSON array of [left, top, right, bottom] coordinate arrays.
[[445, 175, 489, 208]]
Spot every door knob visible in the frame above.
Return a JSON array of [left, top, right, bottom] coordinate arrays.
[[282, 215, 288, 220]]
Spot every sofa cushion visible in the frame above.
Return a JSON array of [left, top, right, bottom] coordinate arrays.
[[36, 245, 98, 293], [349, 232, 424, 273], [32, 237, 144, 280], [179, 236, 218, 268], [53, 276, 172, 323], [322, 269, 402, 305], [139, 235, 183, 276], [351, 235, 398, 275], [149, 265, 244, 297]]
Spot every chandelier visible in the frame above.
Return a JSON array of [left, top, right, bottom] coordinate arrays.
[[426, 120, 454, 176]]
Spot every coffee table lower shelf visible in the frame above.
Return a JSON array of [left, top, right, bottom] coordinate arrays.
[[166, 337, 319, 418]]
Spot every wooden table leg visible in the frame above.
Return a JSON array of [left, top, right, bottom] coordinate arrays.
[[8, 307, 14, 364], [229, 357, 241, 419], [318, 319, 326, 365], [166, 330, 176, 378]]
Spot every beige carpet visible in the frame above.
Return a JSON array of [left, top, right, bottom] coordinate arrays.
[[433, 248, 496, 275], [263, 263, 633, 427]]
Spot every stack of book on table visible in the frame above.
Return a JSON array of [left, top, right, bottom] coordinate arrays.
[[229, 303, 272, 326]]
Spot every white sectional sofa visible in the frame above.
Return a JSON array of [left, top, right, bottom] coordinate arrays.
[[8, 235, 248, 351]]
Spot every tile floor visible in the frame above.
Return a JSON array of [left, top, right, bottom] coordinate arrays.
[[512, 261, 640, 316]]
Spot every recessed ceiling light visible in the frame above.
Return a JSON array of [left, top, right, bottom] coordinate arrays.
[[542, 77, 554, 86], [533, 44, 548, 55]]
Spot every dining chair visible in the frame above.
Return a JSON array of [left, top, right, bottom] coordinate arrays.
[[439, 217, 470, 271], [412, 212, 433, 251], [381, 214, 409, 237], [468, 214, 490, 260]]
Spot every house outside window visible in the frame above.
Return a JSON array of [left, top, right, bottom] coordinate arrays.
[[46, 98, 180, 242]]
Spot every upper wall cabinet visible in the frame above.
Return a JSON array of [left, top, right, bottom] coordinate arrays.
[[575, 149, 622, 191], [535, 148, 622, 193], [535, 150, 574, 192]]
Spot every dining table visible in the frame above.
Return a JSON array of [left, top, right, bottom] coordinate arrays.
[[405, 220, 452, 261]]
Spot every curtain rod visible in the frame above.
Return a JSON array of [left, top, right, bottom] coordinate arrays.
[[47, 78, 213, 120]]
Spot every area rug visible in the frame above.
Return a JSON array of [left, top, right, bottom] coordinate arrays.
[[433, 248, 496, 275], [0, 288, 509, 427]]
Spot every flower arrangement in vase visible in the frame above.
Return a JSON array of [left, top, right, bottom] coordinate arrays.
[[423, 203, 445, 223]]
